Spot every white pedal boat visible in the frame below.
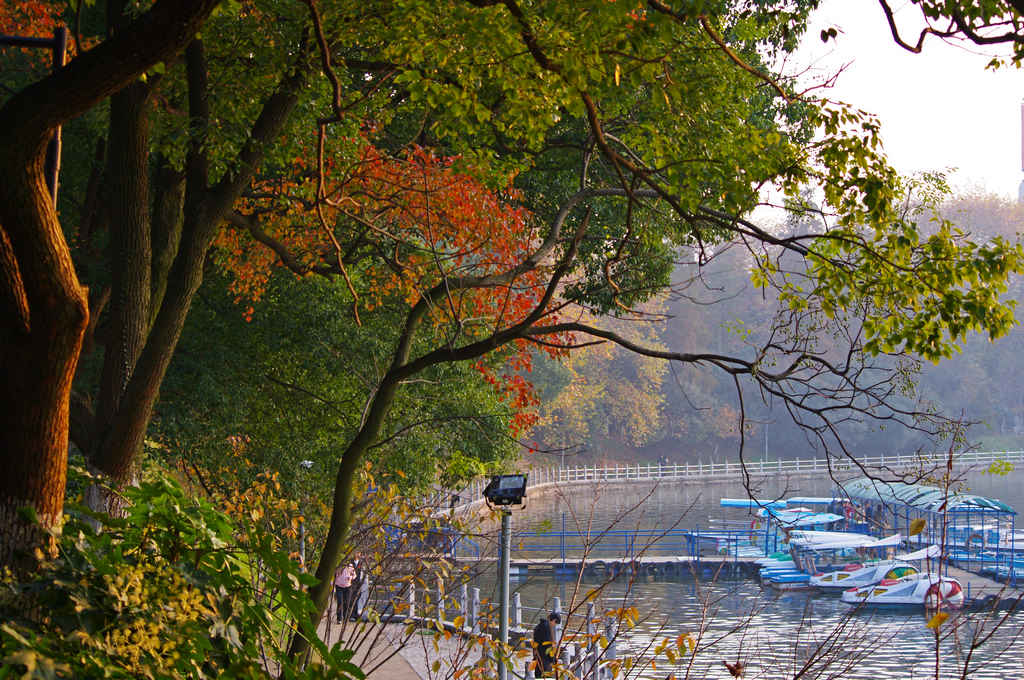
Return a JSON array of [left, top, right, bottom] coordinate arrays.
[[811, 562, 917, 590], [840, 573, 964, 608]]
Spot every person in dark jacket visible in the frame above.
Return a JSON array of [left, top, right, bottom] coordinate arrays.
[[532, 612, 560, 677]]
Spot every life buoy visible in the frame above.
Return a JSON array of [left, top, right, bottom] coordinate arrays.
[[965, 532, 984, 550], [749, 519, 761, 543], [925, 580, 964, 609]]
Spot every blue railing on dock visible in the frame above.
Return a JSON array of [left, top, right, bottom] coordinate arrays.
[[512, 527, 761, 563]]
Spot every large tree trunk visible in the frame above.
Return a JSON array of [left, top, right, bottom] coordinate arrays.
[[95, 4, 155, 465], [0, 0, 220, 570], [0, 149, 88, 570], [89, 80, 153, 502]]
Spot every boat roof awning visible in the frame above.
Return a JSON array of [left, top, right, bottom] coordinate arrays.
[[720, 498, 787, 509], [896, 545, 941, 561], [839, 477, 1015, 514], [789, 530, 902, 550], [766, 510, 844, 527]]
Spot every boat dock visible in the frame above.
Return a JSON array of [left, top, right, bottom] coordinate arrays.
[[458, 553, 763, 581], [942, 563, 1024, 608], [508, 554, 758, 577]]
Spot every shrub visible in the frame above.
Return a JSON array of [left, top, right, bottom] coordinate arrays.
[[0, 470, 363, 680]]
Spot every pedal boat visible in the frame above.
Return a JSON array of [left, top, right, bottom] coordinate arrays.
[[840, 573, 964, 608], [811, 562, 917, 590]]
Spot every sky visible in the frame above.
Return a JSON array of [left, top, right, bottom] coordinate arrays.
[[793, 0, 1024, 199]]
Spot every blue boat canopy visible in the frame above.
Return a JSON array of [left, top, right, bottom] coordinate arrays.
[[786, 497, 844, 506], [840, 477, 1015, 514], [720, 498, 787, 509]]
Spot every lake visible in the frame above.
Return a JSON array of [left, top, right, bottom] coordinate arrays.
[[474, 468, 1024, 679]]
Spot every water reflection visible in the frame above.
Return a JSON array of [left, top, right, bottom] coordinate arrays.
[[493, 570, 1024, 679]]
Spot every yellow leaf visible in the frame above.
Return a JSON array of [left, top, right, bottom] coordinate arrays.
[[909, 518, 927, 536], [926, 611, 949, 629], [614, 63, 621, 86]]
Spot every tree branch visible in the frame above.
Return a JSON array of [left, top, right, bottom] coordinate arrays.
[[0, 0, 220, 155]]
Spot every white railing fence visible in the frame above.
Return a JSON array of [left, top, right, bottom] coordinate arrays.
[[453, 450, 1024, 502]]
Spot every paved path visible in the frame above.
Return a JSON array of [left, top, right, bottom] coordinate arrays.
[[320, 616, 486, 679], [320, 616, 422, 679]]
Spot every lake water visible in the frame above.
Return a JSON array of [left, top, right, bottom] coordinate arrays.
[[475, 469, 1024, 679]]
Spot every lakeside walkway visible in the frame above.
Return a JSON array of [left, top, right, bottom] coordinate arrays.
[[320, 616, 486, 679], [320, 617, 421, 679]]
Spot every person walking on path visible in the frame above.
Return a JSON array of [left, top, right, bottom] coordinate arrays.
[[532, 612, 560, 677], [334, 561, 356, 623]]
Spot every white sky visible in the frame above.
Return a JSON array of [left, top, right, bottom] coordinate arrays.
[[795, 0, 1024, 199]]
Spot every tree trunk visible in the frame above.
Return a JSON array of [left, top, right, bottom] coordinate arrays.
[[93, 78, 153, 483], [289, 300, 433, 660], [0, 146, 88, 569], [90, 57, 306, 485]]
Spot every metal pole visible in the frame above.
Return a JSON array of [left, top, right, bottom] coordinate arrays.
[[1, 28, 66, 207], [498, 509, 512, 680]]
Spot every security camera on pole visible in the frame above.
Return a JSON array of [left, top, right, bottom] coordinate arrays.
[[482, 474, 528, 680]]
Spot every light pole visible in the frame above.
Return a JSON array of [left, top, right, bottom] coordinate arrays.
[[498, 508, 512, 680], [482, 474, 528, 680]]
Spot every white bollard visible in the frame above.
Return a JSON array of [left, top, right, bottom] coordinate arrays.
[[437, 577, 444, 625], [471, 587, 481, 633]]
